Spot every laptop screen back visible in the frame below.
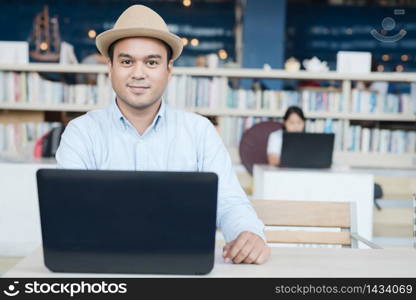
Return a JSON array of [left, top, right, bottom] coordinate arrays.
[[279, 132, 335, 168], [37, 169, 218, 275]]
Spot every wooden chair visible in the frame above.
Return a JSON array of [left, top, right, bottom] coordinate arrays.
[[252, 199, 381, 248]]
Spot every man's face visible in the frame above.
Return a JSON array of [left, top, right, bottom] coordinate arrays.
[[108, 37, 173, 110]]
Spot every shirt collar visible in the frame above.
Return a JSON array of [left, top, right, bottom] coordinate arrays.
[[150, 99, 165, 132], [111, 98, 166, 133]]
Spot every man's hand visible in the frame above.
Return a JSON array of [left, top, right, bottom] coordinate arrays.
[[222, 231, 271, 264]]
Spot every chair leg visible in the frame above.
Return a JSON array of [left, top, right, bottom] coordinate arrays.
[[374, 199, 382, 211], [374, 183, 383, 211]]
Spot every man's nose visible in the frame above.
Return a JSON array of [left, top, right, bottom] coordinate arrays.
[[131, 62, 146, 80]]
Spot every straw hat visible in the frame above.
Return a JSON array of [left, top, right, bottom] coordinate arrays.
[[96, 5, 183, 60]]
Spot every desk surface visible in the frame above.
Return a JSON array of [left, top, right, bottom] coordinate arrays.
[[4, 247, 416, 278]]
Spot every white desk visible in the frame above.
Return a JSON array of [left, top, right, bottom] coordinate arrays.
[[253, 165, 374, 246], [4, 247, 416, 278]]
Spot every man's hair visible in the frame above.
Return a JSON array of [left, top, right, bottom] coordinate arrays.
[[107, 38, 173, 64]]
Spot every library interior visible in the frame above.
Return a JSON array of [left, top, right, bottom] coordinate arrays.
[[0, 0, 416, 278]]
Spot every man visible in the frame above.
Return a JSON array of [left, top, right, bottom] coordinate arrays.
[[56, 5, 270, 265]]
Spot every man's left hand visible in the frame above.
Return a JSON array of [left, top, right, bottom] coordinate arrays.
[[222, 231, 271, 264]]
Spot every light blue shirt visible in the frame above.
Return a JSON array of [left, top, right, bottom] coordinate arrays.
[[56, 99, 265, 242]]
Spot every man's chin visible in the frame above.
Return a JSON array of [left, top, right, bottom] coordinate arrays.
[[123, 98, 160, 111]]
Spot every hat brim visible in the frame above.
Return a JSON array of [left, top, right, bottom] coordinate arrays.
[[96, 27, 183, 61]]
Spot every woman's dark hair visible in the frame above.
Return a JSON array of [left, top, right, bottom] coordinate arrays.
[[283, 106, 306, 122]]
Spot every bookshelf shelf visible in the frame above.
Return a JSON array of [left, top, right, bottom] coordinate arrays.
[[175, 68, 416, 82], [344, 113, 415, 122], [1, 63, 416, 82], [333, 152, 416, 169], [0, 103, 105, 112], [0, 63, 108, 74], [190, 108, 415, 121], [1, 104, 413, 122]]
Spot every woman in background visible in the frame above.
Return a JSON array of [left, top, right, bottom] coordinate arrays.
[[267, 106, 306, 166]]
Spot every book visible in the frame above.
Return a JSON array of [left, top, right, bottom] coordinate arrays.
[[0, 41, 29, 64], [351, 89, 413, 114]]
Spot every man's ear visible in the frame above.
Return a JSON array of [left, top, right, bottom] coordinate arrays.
[[167, 59, 174, 80], [107, 59, 112, 80]]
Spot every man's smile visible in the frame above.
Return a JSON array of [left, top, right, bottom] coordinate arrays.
[[127, 84, 150, 94]]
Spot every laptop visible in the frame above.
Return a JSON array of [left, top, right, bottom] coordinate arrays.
[[279, 132, 335, 169], [36, 169, 218, 275]]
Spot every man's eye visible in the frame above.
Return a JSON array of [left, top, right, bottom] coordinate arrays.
[[147, 60, 159, 66], [121, 60, 132, 65]]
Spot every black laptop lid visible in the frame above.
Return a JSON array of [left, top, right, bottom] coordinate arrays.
[[279, 132, 335, 168], [36, 169, 218, 275]]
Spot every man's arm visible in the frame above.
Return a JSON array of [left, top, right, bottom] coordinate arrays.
[[199, 118, 270, 264], [55, 120, 95, 169]]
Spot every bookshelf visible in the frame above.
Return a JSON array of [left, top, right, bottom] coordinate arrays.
[[0, 63, 415, 169]]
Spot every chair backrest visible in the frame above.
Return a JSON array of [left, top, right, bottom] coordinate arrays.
[[252, 200, 353, 246], [239, 121, 283, 175], [39, 125, 66, 158]]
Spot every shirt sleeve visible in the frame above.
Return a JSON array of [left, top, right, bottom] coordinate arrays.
[[267, 130, 282, 156], [199, 119, 266, 242], [55, 119, 95, 169]]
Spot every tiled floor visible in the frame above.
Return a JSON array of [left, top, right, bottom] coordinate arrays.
[[372, 194, 414, 249]]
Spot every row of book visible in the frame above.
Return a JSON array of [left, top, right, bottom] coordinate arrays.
[[0, 122, 61, 154], [0, 118, 414, 157], [1, 72, 415, 115], [164, 75, 416, 114], [0, 72, 115, 106], [306, 119, 415, 154], [164, 75, 346, 112], [217, 116, 271, 151], [164, 76, 228, 110], [217, 116, 416, 155], [351, 89, 414, 114], [222, 89, 345, 113], [218, 117, 347, 152], [346, 126, 416, 154]]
